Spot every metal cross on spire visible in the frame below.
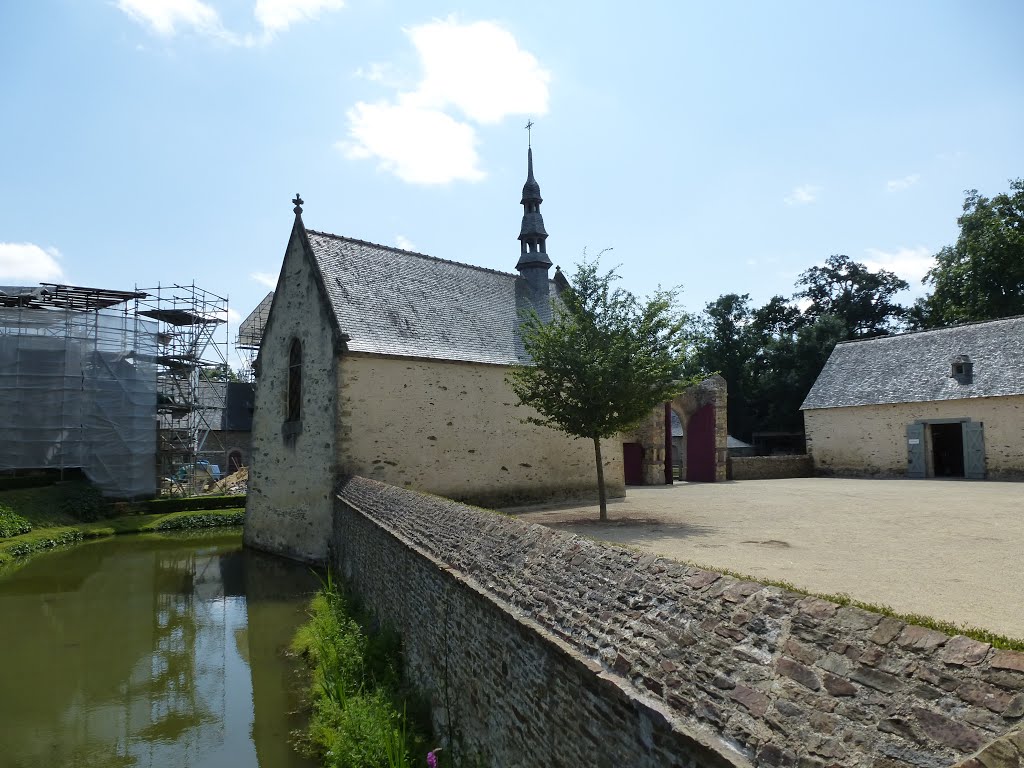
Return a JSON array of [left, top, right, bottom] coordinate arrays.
[[292, 193, 304, 215], [525, 119, 534, 147]]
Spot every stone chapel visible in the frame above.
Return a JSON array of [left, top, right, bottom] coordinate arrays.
[[244, 149, 627, 562]]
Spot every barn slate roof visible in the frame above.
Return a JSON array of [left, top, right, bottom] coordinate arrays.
[[306, 229, 557, 366], [800, 316, 1024, 410]]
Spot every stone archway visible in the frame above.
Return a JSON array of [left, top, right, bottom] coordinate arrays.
[[620, 376, 728, 485]]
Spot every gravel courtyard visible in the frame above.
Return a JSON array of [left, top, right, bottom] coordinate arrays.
[[511, 478, 1024, 640]]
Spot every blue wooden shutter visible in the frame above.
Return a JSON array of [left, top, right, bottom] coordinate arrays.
[[963, 422, 985, 479], [906, 423, 925, 478]]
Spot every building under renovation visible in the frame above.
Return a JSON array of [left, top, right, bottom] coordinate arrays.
[[138, 283, 232, 495], [0, 284, 158, 497], [0, 281, 235, 498]]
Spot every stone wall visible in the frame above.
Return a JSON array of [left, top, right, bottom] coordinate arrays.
[[729, 456, 813, 481], [333, 476, 1024, 768], [336, 352, 625, 508], [244, 223, 341, 563], [804, 396, 1024, 479]]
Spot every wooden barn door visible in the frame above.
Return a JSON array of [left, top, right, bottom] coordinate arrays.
[[623, 442, 644, 485], [963, 422, 986, 479], [686, 404, 716, 482], [906, 423, 925, 478]]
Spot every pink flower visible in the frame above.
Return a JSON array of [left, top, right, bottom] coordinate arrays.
[[427, 750, 438, 768]]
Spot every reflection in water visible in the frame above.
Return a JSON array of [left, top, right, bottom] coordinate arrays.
[[0, 532, 320, 768]]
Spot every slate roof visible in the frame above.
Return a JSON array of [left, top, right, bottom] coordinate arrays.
[[306, 229, 557, 366], [801, 316, 1024, 410]]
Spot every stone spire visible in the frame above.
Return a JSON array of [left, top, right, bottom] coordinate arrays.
[[517, 145, 553, 289]]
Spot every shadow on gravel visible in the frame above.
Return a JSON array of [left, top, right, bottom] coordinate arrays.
[[543, 518, 717, 541]]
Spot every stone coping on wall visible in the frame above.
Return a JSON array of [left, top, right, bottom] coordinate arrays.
[[335, 476, 1024, 767], [335, 479, 746, 768]]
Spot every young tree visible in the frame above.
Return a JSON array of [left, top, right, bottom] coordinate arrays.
[[795, 254, 909, 339], [916, 179, 1024, 327], [508, 260, 693, 521]]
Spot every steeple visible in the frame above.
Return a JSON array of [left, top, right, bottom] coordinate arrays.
[[517, 144, 553, 282]]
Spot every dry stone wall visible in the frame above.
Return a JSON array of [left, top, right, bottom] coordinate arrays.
[[729, 456, 813, 480], [332, 476, 1024, 768]]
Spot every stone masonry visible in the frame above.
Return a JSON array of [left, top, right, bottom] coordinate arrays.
[[332, 476, 1024, 768], [729, 456, 813, 481]]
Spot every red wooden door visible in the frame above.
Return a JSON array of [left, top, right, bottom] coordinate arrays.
[[622, 442, 644, 485], [686, 404, 716, 482]]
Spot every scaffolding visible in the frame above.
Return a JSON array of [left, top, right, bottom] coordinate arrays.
[[234, 291, 272, 382], [137, 283, 230, 496], [0, 284, 157, 498]]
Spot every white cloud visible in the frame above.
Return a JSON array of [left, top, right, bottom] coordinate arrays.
[[395, 235, 416, 251], [227, 307, 243, 323], [342, 99, 484, 184], [254, 0, 344, 35], [863, 246, 934, 286], [116, 0, 224, 37], [784, 184, 820, 206], [0, 243, 66, 283], [343, 17, 550, 185], [250, 271, 278, 288], [407, 18, 550, 124], [886, 174, 920, 192], [117, 0, 344, 44]]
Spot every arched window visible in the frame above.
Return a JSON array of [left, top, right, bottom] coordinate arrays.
[[287, 338, 302, 423]]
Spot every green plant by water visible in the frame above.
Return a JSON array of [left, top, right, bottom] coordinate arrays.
[[0, 503, 32, 538], [291, 574, 435, 768]]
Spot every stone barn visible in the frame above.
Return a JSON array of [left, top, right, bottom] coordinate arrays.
[[801, 316, 1024, 479], [245, 151, 627, 563]]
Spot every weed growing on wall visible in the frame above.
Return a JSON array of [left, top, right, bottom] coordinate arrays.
[[291, 574, 434, 768]]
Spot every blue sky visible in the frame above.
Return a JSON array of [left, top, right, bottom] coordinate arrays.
[[2, 1, 1022, 364]]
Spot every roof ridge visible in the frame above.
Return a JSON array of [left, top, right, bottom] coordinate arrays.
[[835, 314, 1024, 346], [306, 229, 525, 280]]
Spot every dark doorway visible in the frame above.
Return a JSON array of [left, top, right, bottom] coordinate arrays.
[[623, 442, 644, 485], [931, 423, 964, 477], [686, 404, 716, 482]]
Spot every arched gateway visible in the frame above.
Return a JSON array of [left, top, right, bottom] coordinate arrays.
[[621, 375, 728, 485]]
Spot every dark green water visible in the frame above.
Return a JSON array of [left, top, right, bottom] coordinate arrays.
[[0, 531, 321, 768]]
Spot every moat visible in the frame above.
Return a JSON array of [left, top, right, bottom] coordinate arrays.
[[0, 531, 319, 768]]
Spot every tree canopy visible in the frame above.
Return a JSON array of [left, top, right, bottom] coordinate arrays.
[[688, 256, 903, 441], [916, 178, 1024, 327], [508, 260, 693, 520], [795, 254, 909, 339]]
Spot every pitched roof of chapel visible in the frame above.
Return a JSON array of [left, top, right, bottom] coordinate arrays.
[[306, 229, 557, 366], [800, 315, 1024, 410]]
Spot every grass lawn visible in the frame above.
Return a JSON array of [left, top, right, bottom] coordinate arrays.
[[0, 482, 245, 566]]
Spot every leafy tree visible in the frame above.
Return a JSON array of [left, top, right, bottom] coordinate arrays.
[[751, 295, 802, 341], [201, 364, 240, 382], [917, 178, 1024, 327], [745, 296, 806, 434], [795, 254, 909, 339], [686, 294, 759, 440], [761, 315, 846, 426], [508, 260, 693, 520]]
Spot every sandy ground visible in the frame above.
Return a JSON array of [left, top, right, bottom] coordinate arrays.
[[510, 478, 1024, 640]]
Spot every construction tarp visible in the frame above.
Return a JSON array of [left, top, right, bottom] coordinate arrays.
[[0, 307, 158, 498]]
